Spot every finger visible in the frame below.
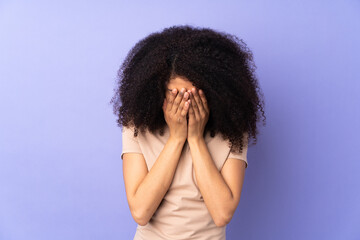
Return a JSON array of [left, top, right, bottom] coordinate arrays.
[[189, 90, 200, 120], [166, 88, 178, 112], [175, 90, 189, 115], [171, 88, 185, 115], [191, 88, 205, 113], [181, 99, 190, 117], [188, 98, 195, 119], [198, 89, 209, 113]]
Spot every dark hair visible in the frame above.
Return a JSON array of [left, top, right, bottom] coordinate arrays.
[[110, 25, 266, 153]]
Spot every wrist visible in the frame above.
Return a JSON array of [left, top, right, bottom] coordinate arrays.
[[187, 136, 205, 146], [169, 135, 187, 145]]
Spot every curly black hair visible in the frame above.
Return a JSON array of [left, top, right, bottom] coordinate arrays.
[[110, 25, 266, 154]]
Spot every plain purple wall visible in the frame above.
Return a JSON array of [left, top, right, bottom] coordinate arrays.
[[1, 0, 359, 239]]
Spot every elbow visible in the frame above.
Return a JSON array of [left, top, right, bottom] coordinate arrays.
[[128, 197, 153, 226], [131, 209, 150, 226], [213, 216, 230, 227], [213, 209, 235, 227], [134, 217, 149, 226], [136, 220, 149, 226]]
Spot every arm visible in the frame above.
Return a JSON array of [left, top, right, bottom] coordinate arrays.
[[123, 88, 189, 225], [123, 87, 190, 226], [123, 136, 185, 226], [188, 137, 246, 227], [186, 87, 247, 227]]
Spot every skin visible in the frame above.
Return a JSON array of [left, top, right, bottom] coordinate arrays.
[[163, 75, 194, 141], [122, 76, 246, 227]]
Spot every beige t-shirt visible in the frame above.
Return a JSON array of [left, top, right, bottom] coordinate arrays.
[[121, 124, 248, 240]]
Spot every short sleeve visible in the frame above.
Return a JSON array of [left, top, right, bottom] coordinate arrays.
[[226, 133, 249, 168], [121, 126, 143, 160]]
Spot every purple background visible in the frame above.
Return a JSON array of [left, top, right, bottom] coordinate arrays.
[[1, 1, 359, 239]]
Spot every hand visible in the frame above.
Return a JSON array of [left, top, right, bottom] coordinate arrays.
[[187, 88, 209, 142], [162, 88, 191, 142]]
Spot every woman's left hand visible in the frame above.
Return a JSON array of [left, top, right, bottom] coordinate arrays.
[[187, 88, 210, 142]]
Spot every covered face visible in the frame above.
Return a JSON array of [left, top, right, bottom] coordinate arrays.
[[165, 75, 197, 120], [165, 75, 196, 98]]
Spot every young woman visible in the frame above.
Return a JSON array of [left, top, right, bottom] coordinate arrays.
[[110, 25, 266, 240]]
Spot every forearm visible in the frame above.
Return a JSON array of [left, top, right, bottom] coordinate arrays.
[[188, 137, 235, 226], [131, 137, 185, 224]]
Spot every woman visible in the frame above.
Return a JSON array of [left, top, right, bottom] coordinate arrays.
[[110, 25, 266, 240]]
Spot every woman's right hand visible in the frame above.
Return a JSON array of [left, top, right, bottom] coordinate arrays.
[[162, 88, 190, 142]]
